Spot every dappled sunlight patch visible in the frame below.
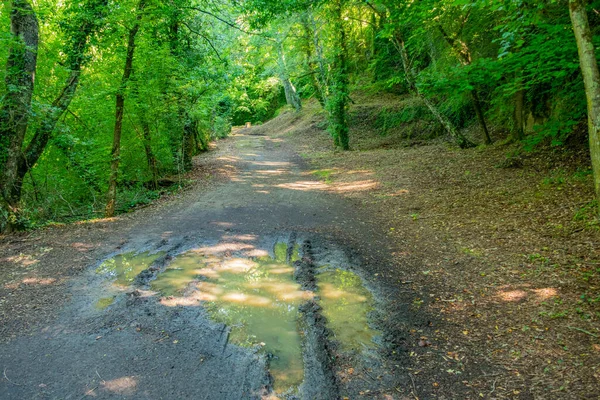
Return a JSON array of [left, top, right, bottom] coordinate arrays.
[[160, 296, 201, 307], [331, 180, 378, 193], [100, 376, 138, 395], [6, 253, 39, 267], [256, 169, 288, 175], [532, 287, 559, 300], [251, 161, 291, 167], [245, 248, 270, 258], [382, 189, 410, 197], [74, 217, 118, 225], [197, 242, 255, 254], [276, 180, 328, 191], [497, 289, 528, 302], [209, 221, 235, 228], [221, 257, 255, 271], [22, 277, 57, 286], [221, 292, 274, 307], [216, 155, 241, 162], [344, 169, 375, 176], [72, 242, 96, 251], [221, 234, 258, 242]]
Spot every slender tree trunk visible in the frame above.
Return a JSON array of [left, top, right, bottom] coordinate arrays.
[[276, 41, 302, 111], [471, 89, 492, 144], [512, 83, 525, 141], [141, 119, 159, 190], [300, 13, 326, 107], [309, 12, 329, 100], [328, 0, 350, 150], [182, 118, 196, 172], [106, 7, 142, 217], [438, 26, 491, 144], [392, 36, 475, 149], [0, 0, 39, 231], [570, 0, 600, 217]]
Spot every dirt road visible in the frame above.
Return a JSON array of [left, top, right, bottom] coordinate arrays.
[[0, 131, 409, 399]]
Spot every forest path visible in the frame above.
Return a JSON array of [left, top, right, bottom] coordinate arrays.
[[0, 130, 404, 399]]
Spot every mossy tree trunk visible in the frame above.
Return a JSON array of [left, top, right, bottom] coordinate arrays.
[[106, 2, 143, 217], [276, 41, 302, 111], [570, 0, 600, 217], [438, 25, 492, 144], [0, 0, 39, 232], [141, 119, 159, 190], [392, 35, 475, 149], [328, 0, 350, 150]]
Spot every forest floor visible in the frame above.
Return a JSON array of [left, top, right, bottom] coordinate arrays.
[[0, 95, 599, 400], [253, 96, 600, 399]]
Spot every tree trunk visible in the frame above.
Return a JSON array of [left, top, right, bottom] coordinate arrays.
[[276, 41, 302, 111], [1, 0, 107, 231], [141, 119, 159, 190], [309, 12, 329, 101], [512, 85, 525, 141], [182, 117, 196, 172], [300, 13, 326, 107], [105, 7, 142, 217], [0, 0, 39, 231], [392, 36, 475, 149], [471, 89, 492, 144], [570, 0, 600, 217], [328, 0, 350, 150], [438, 25, 491, 144]]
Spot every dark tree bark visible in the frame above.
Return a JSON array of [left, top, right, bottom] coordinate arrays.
[[328, 0, 350, 150], [1, 0, 108, 231], [182, 118, 196, 172], [391, 35, 475, 149], [141, 119, 159, 190], [438, 25, 492, 144], [570, 0, 600, 217], [0, 0, 39, 231], [106, 3, 143, 217], [512, 84, 525, 141]]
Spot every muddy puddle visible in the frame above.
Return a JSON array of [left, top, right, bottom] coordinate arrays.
[[96, 242, 378, 394], [316, 269, 378, 351], [96, 250, 164, 286]]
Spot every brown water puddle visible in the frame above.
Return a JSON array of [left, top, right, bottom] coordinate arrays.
[[151, 244, 309, 392], [98, 243, 377, 394], [316, 269, 378, 351], [96, 251, 164, 286]]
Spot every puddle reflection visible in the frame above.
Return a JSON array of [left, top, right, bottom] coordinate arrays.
[[151, 243, 308, 393], [96, 251, 164, 286], [95, 242, 378, 394], [317, 269, 378, 351]]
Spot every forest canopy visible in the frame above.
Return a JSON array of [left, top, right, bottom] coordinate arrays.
[[1, 0, 600, 232]]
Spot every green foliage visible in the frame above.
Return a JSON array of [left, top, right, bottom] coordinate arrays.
[[2, 0, 599, 229]]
